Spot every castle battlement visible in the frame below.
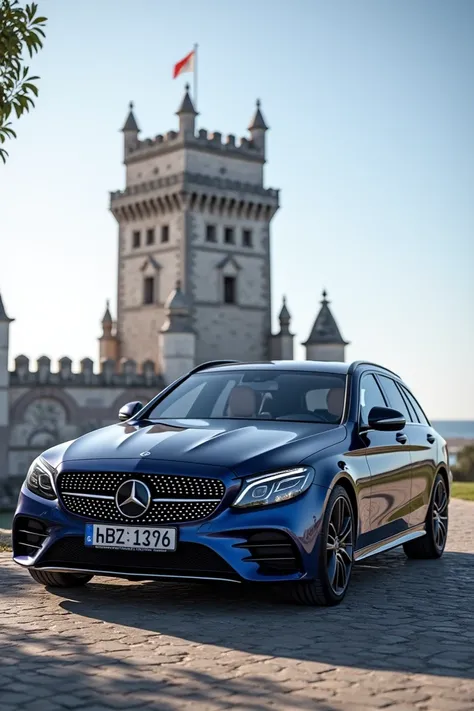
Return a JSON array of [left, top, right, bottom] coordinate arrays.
[[110, 170, 279, 213], [9, 355, 163, 388], [125, 127, 264, 165]]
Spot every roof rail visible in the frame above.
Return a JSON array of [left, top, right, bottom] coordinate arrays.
[[188, 360, 242, 375], [348, 360, 401, 379]]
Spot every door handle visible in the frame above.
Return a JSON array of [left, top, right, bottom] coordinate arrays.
[[396, 433, 408, 444], [427, 434, 435, 444]]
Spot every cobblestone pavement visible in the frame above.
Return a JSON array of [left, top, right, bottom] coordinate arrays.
[[1, 498, 473, 711]]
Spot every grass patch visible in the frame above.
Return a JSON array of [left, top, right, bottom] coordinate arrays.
[[452, 482, 474, 501], [0, 544, 11, 552]]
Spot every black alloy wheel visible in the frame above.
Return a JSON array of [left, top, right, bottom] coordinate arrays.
[[404, 472, 449, 559], [432, 478, 449, 551], [290, 485, 355, 606], [326, 494, 354, 596]]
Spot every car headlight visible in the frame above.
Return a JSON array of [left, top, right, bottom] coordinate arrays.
[[232, 467, 314, 509], [25, 456, 58, 500]]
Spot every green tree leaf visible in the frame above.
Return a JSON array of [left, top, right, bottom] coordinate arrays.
[[0, 0, 47, 162]]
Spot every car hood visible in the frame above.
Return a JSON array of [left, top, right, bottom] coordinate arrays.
[[46, 419, 347, 477]]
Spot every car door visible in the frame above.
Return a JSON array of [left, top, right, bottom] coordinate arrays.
[[359, 373, 412, 545], [397, 382, 438, 527]]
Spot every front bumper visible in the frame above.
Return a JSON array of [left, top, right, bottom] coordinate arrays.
[[13, 482, 329, 584]]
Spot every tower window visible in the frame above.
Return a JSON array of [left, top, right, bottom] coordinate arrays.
[[161, 225, 169, 243], [224, 227, 235, 244], [143, 277, 155, 304], [132, 230, 141, 248], [242, 229, 253, 247], [223, 276, 236, 304], [206, 224, 217, 243], [146, 228, 155, 245]]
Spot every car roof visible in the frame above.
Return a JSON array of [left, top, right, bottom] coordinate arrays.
[[200, 360, 402, 379], [202, 360, 351, 375]]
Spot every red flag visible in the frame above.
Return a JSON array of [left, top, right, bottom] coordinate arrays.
[[173, 50, 195, 79]]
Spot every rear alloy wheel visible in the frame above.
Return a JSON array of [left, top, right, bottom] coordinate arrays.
[[290, 485, 355, 606], [403, 473, 449, 559], [29, 569, 93, 588]]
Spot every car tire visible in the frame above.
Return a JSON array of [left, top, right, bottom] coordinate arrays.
[[403, 473, 449, 560], [290, 485, 355, 606], [28, 569, 94, 588]]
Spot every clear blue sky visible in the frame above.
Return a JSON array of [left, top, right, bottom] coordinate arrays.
[[0, 0, 472, 419]]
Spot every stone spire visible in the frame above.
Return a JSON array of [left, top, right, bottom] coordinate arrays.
[[122, 101, 140, 132], [278, 295, 291, 335], [0, 292, 13, 323], [101, 300, 113, 335], [176, 84, 197, 138], [248, 99, 268, 131], [121, 101, 140, 156], [303, 290, 349, 362], [159, 281, 196, 386], [271, 296, 294, 361], [161, 280, 193, 333], [248, 99, 268, 154], [99, 300, 118, 363]]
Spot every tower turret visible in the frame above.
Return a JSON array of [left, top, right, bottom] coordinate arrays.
[[271, 296, 294, 360], [303, 290, 349, 362], [121, 101, 140, 158], [99, 300, 118, 364], [176, 83, 197, 138], [158, 281, 195, 386], [248, 99, 268, 155], [0, 292, 13, 483]]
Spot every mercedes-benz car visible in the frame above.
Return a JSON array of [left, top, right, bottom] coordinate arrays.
[[12, 360, 451, 605]]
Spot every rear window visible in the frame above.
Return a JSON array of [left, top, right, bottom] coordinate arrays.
[[148, 370, 347, 424]]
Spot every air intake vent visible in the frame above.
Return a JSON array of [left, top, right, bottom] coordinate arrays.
[[13, 516, 49, 557], [234, 530, 302, 575]]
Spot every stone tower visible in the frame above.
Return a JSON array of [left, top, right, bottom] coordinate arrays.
[[303, 290, 349, 362], [110, 87, 280, 369], [0, 292, 13, 483]]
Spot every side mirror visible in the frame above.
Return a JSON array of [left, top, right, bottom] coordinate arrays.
[[367, 406, 406, 432], [118, 401, 143, 422]]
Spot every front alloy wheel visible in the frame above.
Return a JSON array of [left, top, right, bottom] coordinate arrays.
[[290, 485, 355, 606]]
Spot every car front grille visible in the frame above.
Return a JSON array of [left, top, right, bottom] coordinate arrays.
[[57, 471, 226, 525], [37, 537, 238, 579]]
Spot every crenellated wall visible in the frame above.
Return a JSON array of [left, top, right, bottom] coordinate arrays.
[[1, 355, 165, 505], [9, 355, 163, 387]]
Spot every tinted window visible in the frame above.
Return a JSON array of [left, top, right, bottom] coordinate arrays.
[[401, 385, 430, 425], [378, 376, 411, 421], [396, 384, 417, 423], [148, 370, 347, 423], [359, 374, 387, 426]]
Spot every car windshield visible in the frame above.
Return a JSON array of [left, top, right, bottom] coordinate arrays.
[[147, 369, 347, 424]]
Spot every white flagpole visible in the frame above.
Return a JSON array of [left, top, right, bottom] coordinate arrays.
[[193, 43, 198, 112]]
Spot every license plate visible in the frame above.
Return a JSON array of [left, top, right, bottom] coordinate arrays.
[[84, 523, 177, 552]]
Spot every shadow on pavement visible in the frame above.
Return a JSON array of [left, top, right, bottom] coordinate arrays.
[[42, 547, 474, 681]]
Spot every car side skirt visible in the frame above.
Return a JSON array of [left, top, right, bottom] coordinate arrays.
[[354, 523, 426, 562]]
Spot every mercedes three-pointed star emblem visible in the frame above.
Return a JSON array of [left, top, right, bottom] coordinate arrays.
[[115, 479, 151, 518]]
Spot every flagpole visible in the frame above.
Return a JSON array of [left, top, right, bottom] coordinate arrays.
[[193, 43, 198, 112]]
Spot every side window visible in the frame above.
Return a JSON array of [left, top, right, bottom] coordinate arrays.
[[377, 376, 411, 422], [395, 383, 417, 423], [359, 374, 387, 426], [401, 385, 430, 425]]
